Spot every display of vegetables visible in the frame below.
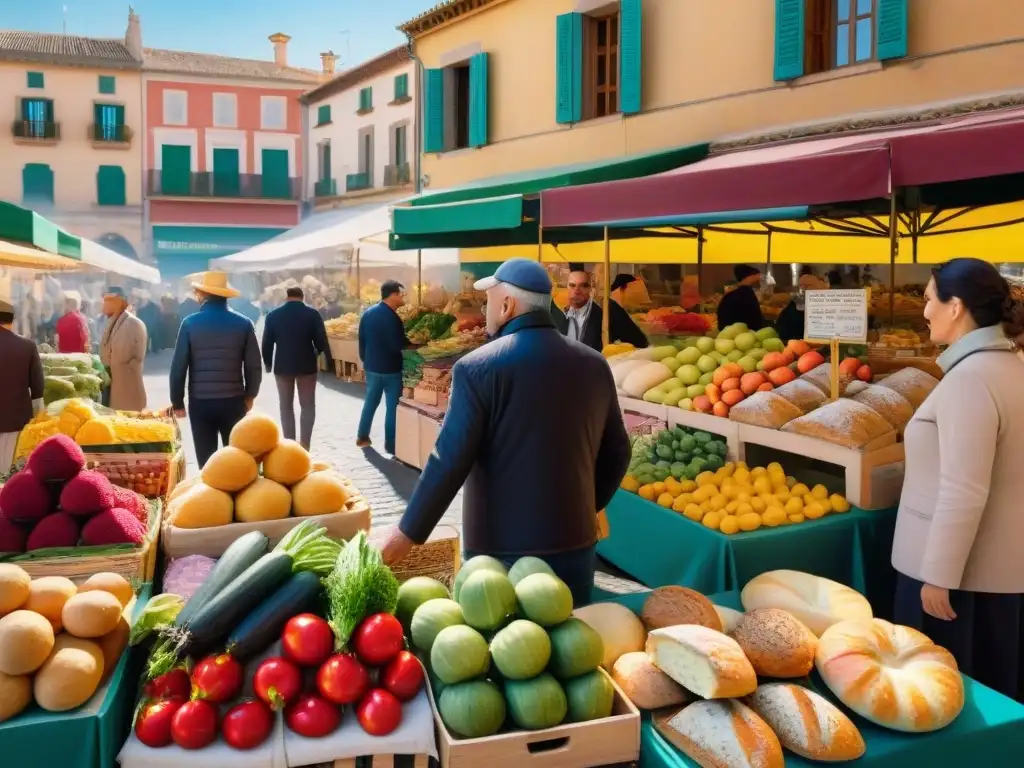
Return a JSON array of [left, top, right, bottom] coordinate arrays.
[[324, 531, 400, 651], [405, 311, 457, 344], [627, 424, 728, 485], [324, 312, 360, 339], [416, 327, 487, 362], [38, 353, 110, 406]]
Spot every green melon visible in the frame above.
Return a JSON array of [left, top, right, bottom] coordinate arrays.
[[489, 620, 551, 680], [564, 669, 615, 722], [504, 673, 567, 730], [438, 680, 506, 738], [396, 577, 451, 632], [453, 555, 508, 600], [548, 618, 604, 679], [458, 570, 517, 631], [507, 556, 555, 586], [410, 598, 465, 653], [430, 624, 491, 685], [515, 573, 573, 627]]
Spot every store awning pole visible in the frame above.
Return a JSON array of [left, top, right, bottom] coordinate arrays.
[[537, 200, 544, 262], [888, 193, 898, 324], [355, 247, 361, 309], [602, 226, 610, 348], [417, 249, 423, 306], [696, 226, 704, 296]]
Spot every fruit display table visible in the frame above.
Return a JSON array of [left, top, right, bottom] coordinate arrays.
[[0, 584, 150, 768], [598, 490, 897, 616], [597, 592, 1024, 768]]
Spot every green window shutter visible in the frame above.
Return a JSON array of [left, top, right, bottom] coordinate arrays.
[[322, 143, 332, 180], [876, 0, 909, 60], [212, 148, 241, 196], [160, 144, 192, 195], [98, 75, 116, 94], [423, 68, 445, 153], [114, 104, 125, 125], [395, 73, 409, 100], [44, 99, 55, 122], [468, 52, 489, 149], [773, 0, 805, 81], [96, 165, 126, 206], [619, 0, 643, 115], [261, 148, 291, 198], [27, 71, 44, 88], [555, 13, 582, 124], [317, 104, 331, 125], [22, 163, 54, 204], [359, 87, 373, 111]]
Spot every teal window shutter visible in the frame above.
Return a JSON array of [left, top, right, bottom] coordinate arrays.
[[261, 148, 291, 198], [212, 147, 241, 196], [423, 68, 444, 153], [322, 142, 332, 180], [317, 104, 331, 125], [555, 13, 582, 124], [395, 73, 409, 100], [160, 145, 192, 195], [96, 165, 126, 206], [22, 163, 54, 204], [359, 87, 373, 111], [98, 75, 116, 94], [27, 71, 44, 88], [619, 0, 643, 115], [773, 0, 805, 81], [468, 52, 489, 148], [876, 0, 909, 60]]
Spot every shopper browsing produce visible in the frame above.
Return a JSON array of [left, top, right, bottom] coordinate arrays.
[[99, 287, 148, 412], [0, 299, 44, 472], [551, 267, 649, 351], [716, 265, 767, 332], [356, 280, 409, 455]]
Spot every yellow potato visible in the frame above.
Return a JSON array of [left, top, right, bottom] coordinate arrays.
[[33, 635, 104, 712], [61, 592, 123, 639]]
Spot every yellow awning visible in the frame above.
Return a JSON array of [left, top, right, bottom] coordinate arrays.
[[0, 240, 81, 270]]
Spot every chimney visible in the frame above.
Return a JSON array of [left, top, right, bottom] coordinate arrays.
[[268, 33, 291, 67], [125, 6, 142, 60], [320, 50, 337, 77]]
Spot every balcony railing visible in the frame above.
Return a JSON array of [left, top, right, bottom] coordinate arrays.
[[314, 178, 337, 197], [346, 172, 372, 192], [89, 123, 133, 145], [384, 163, 411, 187], [147, 170, 302, 200], [12, 120, 60, 141]]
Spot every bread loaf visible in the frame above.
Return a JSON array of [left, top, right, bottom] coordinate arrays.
[[612, 651, 689, 710], [714, 605, 744, 634], [851, 384, 914, 431], [646, 625, 757, 699], [816, 618, 964, 733], [653, 700, 783, 768], [729, 608, 817, 678], [740, 570, 872, 637], [781, 399, 895, 449], [641, 586, 722, 632], [800, 366, 852, 396], [727, 391, 803, 429], [876, 366, 939, 409], [744, 683, 865, 761], [772, 379, 828, 414]]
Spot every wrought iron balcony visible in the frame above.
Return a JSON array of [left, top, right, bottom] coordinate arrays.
[[314, 178, 337, 197], [12, 120, 60, 142], [345, 172, 373, 192], [384, 163, 412, 187], [89, 123, 133, 146], [147, 170, 302, 200]]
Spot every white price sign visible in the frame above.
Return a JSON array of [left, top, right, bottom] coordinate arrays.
[[803, 289, 869, 343]]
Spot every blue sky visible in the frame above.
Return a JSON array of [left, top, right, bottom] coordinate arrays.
[[2, 0, 436, 70]]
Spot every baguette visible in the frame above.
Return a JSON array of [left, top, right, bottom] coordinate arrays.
[[612, 651, 689, 710], [646, 624, 757, 699], [745, 683, 865, 762], [653, 700, 784, 768]]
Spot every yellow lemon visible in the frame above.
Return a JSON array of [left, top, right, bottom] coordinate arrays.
[[621, 475, 640, 492], [785, 475, 798, 488], [788, 513, 806, 524], [719, 463, 737, 477], [758, 493, 777, 507], [678, 493, 695, 507], [684, 504, 704, 521], [811, 484, 829, 501], [748, 497, 767, 514], [657, 493, 675, 508], [699, 501, 712, 515], [694, 485, 715, 503], [830, 494, 851, 513], [664, 477, 682, 496], [672, 495, 689, 513], [804, 502, 826, 519], [738, 512, 762, 532], [736, 502, 754, 518], [762, 507, 787, 527], [733, 468, 751, 484], [653, 482, 667, 496], [736, 461, 749, 472], [723, 484, 741, 500], [702, 512, 723, 530], [791, 483, 810, 497], [714, 468, 731, 484], [819, 498, 833, 514], [726, 500, 740, 514], [785, 497, 804, 515], [804, 494, 816, 507], [774, 489, 791, 504], [638, 485, 656, 501], [719, 515, 740, 535], [708, 494, 728, 512], [767, 462, 784, 475], [751, 467, 768, 479], [696, 472, 717, 487], [679, 479, 698, 493], [752, 477, 772, 495]]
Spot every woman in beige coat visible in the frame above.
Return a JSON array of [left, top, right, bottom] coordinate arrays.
[[99, 287, 148, 411], [891, 258, 1024, 701]]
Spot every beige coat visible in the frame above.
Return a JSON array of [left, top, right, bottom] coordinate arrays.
[[891, 325, 1024, 593], [100, 311, 148, 412]]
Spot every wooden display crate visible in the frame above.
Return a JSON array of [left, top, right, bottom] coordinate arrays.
[[418, 414, 441, 469], [396, 402, 423, 469], [309, 757, 430, 768]]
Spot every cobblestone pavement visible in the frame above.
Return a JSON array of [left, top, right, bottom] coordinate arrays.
[[141, 350, 463, 534]]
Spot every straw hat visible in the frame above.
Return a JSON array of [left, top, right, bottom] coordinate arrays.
[[191, 271, 240, 298]]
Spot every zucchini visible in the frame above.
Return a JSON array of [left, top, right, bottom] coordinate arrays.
[[226, 571, 322, 662], [186, 552, 294, 655], [175, 531, 268, 628]]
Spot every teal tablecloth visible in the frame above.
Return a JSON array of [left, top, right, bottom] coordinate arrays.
[[598, 490, 897, 616], [601, 591, 1024, 768], [0, 584, 150, 768]]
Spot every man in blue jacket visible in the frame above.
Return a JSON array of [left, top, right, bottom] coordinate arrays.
[[262, 285, 328, 449], [356, 280, 408, 454], [170, 272, 262, 467], [381, 259, 631, 605]]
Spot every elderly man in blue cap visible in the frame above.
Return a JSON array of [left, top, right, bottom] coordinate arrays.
[[381, 258, 631, 605]]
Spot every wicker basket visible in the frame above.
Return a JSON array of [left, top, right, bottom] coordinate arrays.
[[87, 449, 183, 500], [374, 524, 460, 589]]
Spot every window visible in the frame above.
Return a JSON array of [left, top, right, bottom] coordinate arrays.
[[20, 98, 55, 138], [160, 145, 192, 195], [317, 140, 332, 181], [359, 128, 373, 174], [98, 75, 116, 94], [584, 12, 619, 119], [27, 71, 44, 89], [260, 96, 287, 130], [93, 104, 125, 142], [805, 0, 875, 72], [212, 93, 237, 127], [212, 147, 241, 196], [96, 165, 126, 206], [163, 90, 187, 125], [394, 124, 407, 167], [358, 87, 373, 113], [316, 104, 331, 126], [423, 53, 489, 153], [22, 163, 54, 204], [394, 73, 409, 101], [451, 63, 471, 150]]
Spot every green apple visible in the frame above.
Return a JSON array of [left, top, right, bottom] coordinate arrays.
[[748, 348, 767, 361], [682, 336, 700, 348], [678, 398, 694, 412], [738, 355, 758, 373], [714, 337, 736, 356], [717, 326, 739, 341], [662, 357, 681, 373], [729, 322, 749, 333], [726, 350, 745, 363], [686, 384, 706, 399], [677, 364, 701, 385], [734, 332, 757, 352], [696, 355, 718, 374], [761, 337, 785, 352], [698, 371, 715, 386], [755, 326, 778, 341], [709, 351, 725, 364], [695, 336, 715, 354], [677, 347, 701, 365]]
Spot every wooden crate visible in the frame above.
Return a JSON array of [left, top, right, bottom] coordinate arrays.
[[396, 402, 423, 468], [87, 450, 177, 499], [371, 525, 460, 589], [418, 414, 441, 469], [309, 757, 430, 768], [429, 671, 640, 768]]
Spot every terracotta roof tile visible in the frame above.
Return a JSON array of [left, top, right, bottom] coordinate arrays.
[[399, 0, 500, 36], [143, 47, 322, 83], [0, 29, 138, 67]]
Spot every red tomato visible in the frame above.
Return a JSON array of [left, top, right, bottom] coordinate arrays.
[[171, 699, 219, 750], [253, 656, 303, 711], [135, 699, 183, 747], [191, 653, 244, 702], [317, 653, 370, 705], [143, 668, 191, 702], [356, 688, 403, 736], [284, 694, 342, 738], [223, 700, 274, 750], [282, 614, 335, 667], [352, 613, 404, 666], [382, 650, 425, 702]]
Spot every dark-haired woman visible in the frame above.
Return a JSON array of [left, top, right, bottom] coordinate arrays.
[[891, 257, 1024, 701]]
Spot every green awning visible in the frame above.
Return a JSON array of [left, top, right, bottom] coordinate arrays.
[[0, 201, 82, 260], [393, 194, 526, 235], [408, 142, 710, 207]]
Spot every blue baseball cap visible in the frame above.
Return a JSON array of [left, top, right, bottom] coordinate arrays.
[[474, 258, 552, 295]]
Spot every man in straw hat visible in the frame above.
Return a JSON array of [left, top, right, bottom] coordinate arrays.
[[0, 299, 44, 471], [100, 287, 148, 411], [170, 271, 262, 467]]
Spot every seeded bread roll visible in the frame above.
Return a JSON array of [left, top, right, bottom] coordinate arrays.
[[729, 608, 818, 678], [612, 651, 689, 710], [641, 586, 722, 632], [654, 700, 784, 768], [646, 624, 757, 699], [745, 683, 866, 761]]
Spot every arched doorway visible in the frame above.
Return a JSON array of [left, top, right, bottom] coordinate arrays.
[[96, 232, 139, 260]]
